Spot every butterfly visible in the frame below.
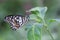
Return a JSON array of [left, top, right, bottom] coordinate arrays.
[[4, 15, 29, 30]]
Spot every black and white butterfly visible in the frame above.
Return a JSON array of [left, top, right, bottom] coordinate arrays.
[[4, 15, 29, 30]]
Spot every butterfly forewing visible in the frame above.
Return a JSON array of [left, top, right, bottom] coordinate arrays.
[[4, 15, 28, 30]]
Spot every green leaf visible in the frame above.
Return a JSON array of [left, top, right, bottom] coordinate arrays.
[[48, 19, 60, 24], [29, 14, 42, 23], [48, 19, 56, 23], [27, 23, 42, 40], [27, 7, 48, 19]]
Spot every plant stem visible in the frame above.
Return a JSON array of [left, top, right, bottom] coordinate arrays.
[[40, 27, 42, 40], [46, 29, 54, 40], [42, 19, 54, 40], [32, 25, 35, 40]]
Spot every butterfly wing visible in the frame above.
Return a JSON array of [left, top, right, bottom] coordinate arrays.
[[4, 15, 28, 30]]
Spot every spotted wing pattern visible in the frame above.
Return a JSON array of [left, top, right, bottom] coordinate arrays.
[[4, 15, 28, 30]]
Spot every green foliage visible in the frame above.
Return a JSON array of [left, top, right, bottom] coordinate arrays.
[[26, 7, 58, 40], [27, 7, 47, 19], [26, 7, 47, 40], [27, 23, 42, 40]]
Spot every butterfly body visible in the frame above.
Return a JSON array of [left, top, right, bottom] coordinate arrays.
[[4, 15, 29, 30]]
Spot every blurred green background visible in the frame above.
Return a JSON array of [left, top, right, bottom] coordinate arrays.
[[0, 0, 60, 40]]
